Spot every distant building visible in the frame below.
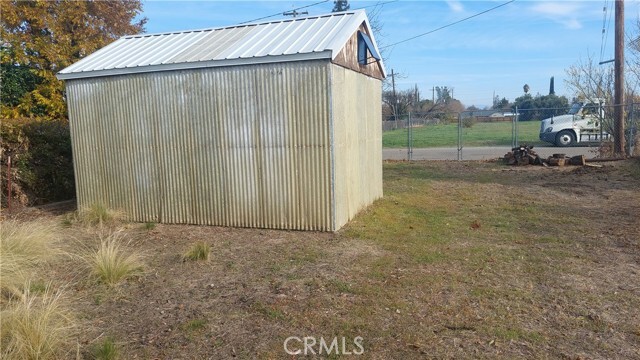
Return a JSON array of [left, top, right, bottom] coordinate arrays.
[[57, 10, 385, 231]]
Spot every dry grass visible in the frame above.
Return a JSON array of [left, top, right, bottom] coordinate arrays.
[[4, 160, 638, 358], [183, 241, 210, 262], [86, 230, 143, 286], [0, 220, 60, 298], [77, 203, 126, 227], [0, 284, 76, 360]]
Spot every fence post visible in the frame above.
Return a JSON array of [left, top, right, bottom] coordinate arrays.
[[457, 113, 462, 161], [409, 112, 413, 161], [514, 106, 519, 148], [7, 155, 12, 211], [511, 110, 515, 148]]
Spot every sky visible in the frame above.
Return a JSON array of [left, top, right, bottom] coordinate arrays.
[[139, 0, 640, 108]]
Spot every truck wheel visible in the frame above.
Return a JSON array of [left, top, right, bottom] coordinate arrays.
[[555, 130, 575, 147]]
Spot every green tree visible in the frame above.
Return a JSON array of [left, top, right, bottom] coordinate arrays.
[[513, 93, 568, 121], [0, 53, 42, 108], [0, 0, 147, 120], [332, 0, 350, 12], [492, 95, 510, 110]]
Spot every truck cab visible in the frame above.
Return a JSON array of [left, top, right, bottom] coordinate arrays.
[[539, 100, 610, 147]]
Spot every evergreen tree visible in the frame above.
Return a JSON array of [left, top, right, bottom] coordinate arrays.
[[332, 0, 350, 12]]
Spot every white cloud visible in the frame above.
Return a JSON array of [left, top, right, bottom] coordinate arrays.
[[530, 2, 581, 16], [446, 0, 464, 13], [529, 2, 584, 30], [564, 18, 582, 30]]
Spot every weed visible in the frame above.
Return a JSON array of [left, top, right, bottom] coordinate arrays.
[[0, 284, 75, 360], [28, 280, 48, 294], [328, 279, 355, 294], [87, 230, 143, 286], [182, 319, 207, 332], [143, 222, 156, 231], [253, 302, 286, 320], [183, 242, 210, 262], [91, 337, 120, 360]]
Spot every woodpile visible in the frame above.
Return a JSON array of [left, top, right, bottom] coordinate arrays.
[[503, 146, 588, 167], [503, 145, 543, 166]]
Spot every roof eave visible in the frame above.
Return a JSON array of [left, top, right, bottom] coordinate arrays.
[[56, 51, 332, 80]]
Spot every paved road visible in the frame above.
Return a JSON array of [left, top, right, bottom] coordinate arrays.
[[383, 146, 599, 161]]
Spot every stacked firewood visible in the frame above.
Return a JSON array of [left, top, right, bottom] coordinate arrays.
[[503, 145, 542, 166], [504, 146, 587, 167]]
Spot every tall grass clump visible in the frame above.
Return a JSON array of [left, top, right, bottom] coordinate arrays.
[[0, 284, 75, 359], [0, 220, 59, 297], [91, 337, 120, 360], [87, 230, 143, 286], [78, 203, 126, 227], [183, 241, 211, 262]]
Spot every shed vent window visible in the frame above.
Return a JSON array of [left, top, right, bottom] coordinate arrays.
[[357, 31, 381, 65]]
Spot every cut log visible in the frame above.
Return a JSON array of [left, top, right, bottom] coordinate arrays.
[[548, 157, 566, 166], [569, 155, 586, 166]]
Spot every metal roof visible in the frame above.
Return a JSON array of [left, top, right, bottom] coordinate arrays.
[[57, 10, 385, 80]]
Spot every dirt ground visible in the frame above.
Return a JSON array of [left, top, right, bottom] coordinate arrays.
[[7, 158, 640, 359]]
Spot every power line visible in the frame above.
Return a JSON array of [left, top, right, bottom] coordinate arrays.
[[239, 0, 329, 24], [600, 0, 614, 63], [380, 0, 516, 50], [240, 0, 398, 25], [352, 0, 399, 11]]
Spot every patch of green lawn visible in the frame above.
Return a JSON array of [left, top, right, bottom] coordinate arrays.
[[382, 120, 542, 148]]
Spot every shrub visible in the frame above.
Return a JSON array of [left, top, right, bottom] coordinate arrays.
[[462, 117, 475, 128], [0, 118, 74, 207], [183, 242, 211, 262], [0, 284, 75, 360]]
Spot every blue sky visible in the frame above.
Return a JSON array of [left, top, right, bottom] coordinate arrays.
[[140, 0, 640, 108]]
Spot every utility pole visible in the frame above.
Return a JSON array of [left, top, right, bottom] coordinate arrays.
[[614, 0, 625, 155]]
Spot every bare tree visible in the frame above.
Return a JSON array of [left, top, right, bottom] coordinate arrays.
[[564, 53, 640, 139], [565, 54, 614, 102]]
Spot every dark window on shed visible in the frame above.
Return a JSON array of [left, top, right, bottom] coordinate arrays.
[[357, 31, 381, 65]]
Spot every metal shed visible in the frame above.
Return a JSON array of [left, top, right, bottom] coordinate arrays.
[[57, 10, 385, 231]]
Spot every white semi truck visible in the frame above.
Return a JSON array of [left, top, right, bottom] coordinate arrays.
[[539, 100, 610, 147]]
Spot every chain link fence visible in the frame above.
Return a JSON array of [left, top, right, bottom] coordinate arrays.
[[382, 103, 639, 160]]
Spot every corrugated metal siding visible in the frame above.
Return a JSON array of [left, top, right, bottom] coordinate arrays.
[[330, 64, 383, 229], [66, 61, 332, 230]]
